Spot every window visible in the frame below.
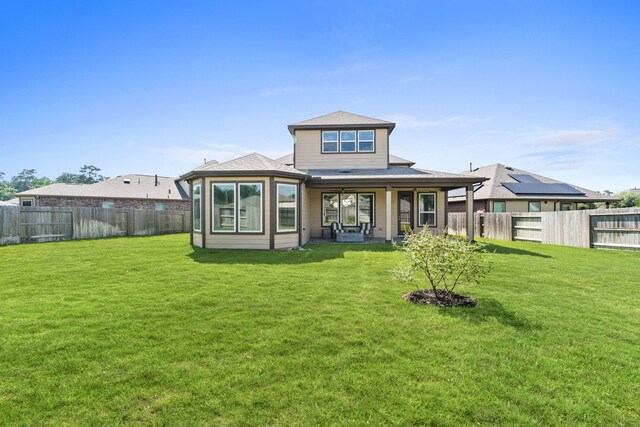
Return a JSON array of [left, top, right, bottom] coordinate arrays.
[[418, 193, 436, 227], [211, 182, 263, 233], [102, 202, 114, 209], [560, 202, 572, 211], [358, 130, 375, 152], [322, 193, 375, 226], [213, 184, 235, 232], [155, 203, 166, 211], [193, 183, 201, 232], [277, 184, 297, 232], [322, 193, 339, 226], [340, 131, 356, 152], [358, 194, 374, 224], [238, 183, 262, 232], [528, 201, 541, 212], [494, 201, 506, 212], [322, 131, 338, 153], [340, 193, 357, 226], [21, 199, 34, 207], [322, 129, 376, 153]]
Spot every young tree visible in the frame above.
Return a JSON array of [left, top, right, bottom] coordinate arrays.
[[393, 228, 492, 302]]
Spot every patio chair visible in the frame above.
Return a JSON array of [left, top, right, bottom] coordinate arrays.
[[359, 222, 372, 238], [331, 222, 345, 239]]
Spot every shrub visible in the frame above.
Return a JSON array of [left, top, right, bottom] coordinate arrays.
[[393, 228, 492, 300]]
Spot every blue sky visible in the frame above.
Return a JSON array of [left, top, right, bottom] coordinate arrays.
[[1, 0, 638, 191]]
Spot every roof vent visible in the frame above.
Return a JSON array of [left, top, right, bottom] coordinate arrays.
[[339, 169, 352, 174], [123, 179, 131, 184], [505, 166, 514, 171]]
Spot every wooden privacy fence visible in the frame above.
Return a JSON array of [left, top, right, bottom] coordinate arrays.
[[0, 206, 191, 245], [448, 208, 640, 251]]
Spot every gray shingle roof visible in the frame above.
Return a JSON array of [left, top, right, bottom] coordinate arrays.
[[183, 152, 307, 178], [388, 154, 415, 166], [307, 167, 479, 181], [17, 175, 189, 200], [288, 110, 396, 134], [275, 152, 416, 167], [449, 163, 616, 202]]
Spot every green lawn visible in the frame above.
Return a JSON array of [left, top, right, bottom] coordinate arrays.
[[0, 235, 638, 426]]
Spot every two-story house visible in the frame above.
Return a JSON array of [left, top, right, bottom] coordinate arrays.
[[180, 111, 485, 249]]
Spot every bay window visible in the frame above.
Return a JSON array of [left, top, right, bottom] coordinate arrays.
[[212, 182, 263, 233], [213, 184, 236, 232], [418, 193, 436, 227], [192, 183, 201, 232], [239, 183, 262, 232], [277, 183, 297, 232]]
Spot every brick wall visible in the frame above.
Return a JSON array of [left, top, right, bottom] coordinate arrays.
[[34, 196, 190, 211]]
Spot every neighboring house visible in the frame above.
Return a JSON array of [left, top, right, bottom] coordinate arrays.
[[448, 163, 616, 213], [15, 174, 190, 211], [0, 199, 18, 207], [625, 188, 640, 196], [180, 110, 485, 249]]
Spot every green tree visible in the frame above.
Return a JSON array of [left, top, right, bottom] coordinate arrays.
[[79, 165, 106, 184], [393, 228, 492, 301], [613, 192, 640, 208], [0, 172, 16, 201], [56, 172, 84, 184], [9, 169, 53, 193]]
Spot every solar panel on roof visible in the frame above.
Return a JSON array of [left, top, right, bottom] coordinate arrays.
[[502, 182, 585, 196], [508, 174, 542, 183]]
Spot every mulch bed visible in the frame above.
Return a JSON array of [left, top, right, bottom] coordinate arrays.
[[402, 289, 477, 307]]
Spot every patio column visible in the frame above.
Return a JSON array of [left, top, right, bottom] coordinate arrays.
[[466, 184, 474, 242], [385, 186, 392, 243]]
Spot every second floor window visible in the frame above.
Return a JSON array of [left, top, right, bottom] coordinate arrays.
[[322, 130, 375, 153]]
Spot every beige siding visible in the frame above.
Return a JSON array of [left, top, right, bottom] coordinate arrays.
[[274, 233, 299, 249], [305, 187, 445, 239], [294, 129, 388, 170], [301, 185, 311, 244], [193, 232, 203, 248], [204, 176, 271, 249], [390, 189, 446, 237]]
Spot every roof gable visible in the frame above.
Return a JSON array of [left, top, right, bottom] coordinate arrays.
[[288, 110, 396, 134], [182, 152, 307, 179]]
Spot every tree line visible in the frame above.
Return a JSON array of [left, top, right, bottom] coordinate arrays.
[[0, 165, 107, 201]]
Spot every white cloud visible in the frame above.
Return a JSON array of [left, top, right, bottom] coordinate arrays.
[[399, 76, 421, 83], [314, 62, 378, 78]]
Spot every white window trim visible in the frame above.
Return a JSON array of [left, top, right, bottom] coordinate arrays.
[[192, 183, 202, 232], [418, 192, 437, 227], [321, 131, 339, 153], [493, 200, 506, 213], [212, 183, 236, 233], [277, 183, 297, 233], [322, 192, 376, 227], [357, 130, 375, 152], [20, 198, 35, 207], [357, 193, 375, 226], [528, 201, 541, 213], [339, 131, 357, 153], [238, 182, 263, 233], [321, 129, 376, 153]]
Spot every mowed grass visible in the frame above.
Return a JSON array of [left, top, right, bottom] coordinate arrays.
[[0, 235, 638, 426]]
